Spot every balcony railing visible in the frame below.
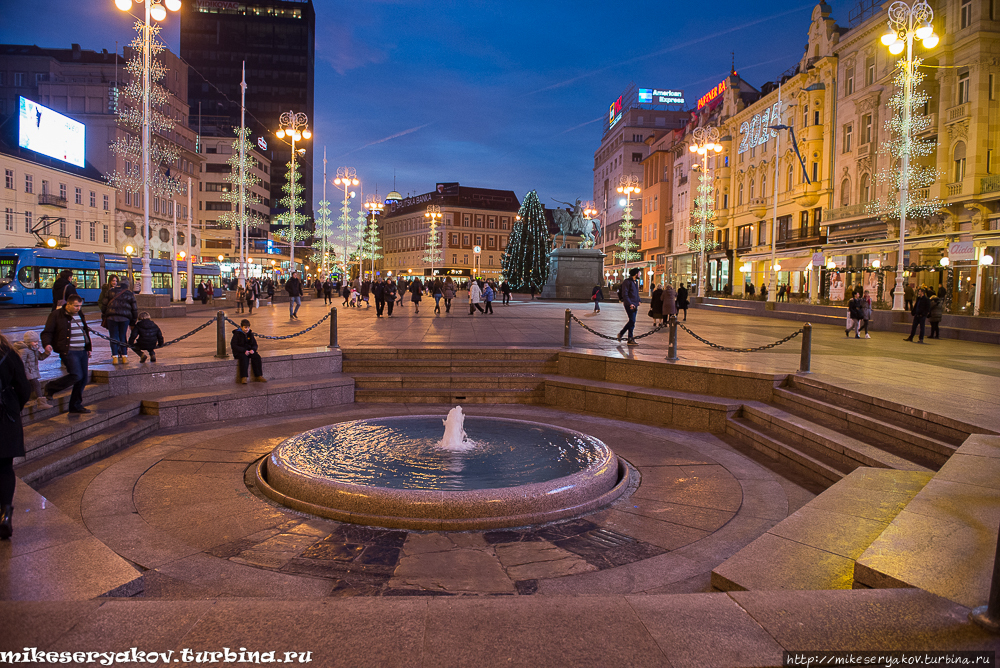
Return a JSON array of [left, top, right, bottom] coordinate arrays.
[[37, 194, 67, 208], [777, 226, 826, 248], [982, 175, 1000, 194], [946, 102, 970, 124], [825, 202, 868, 222], [946, 182, 963, 197]]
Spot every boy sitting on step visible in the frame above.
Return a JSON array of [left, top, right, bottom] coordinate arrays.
[[128, 312, 164, 363], [230, 319, 267, 384]]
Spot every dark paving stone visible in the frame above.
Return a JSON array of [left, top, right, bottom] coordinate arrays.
[[206, 537, 261, 559], [356, 546, 401, 568], [327, 525, 408, 548], [383, 588, 454, 597], [282, 557, 351, 579], [602, 541, 667, 568], [299, 541, 364, 562], [534, 518, 601, 541], [481, 529, 545, 544], [514, 580, 538, 595]]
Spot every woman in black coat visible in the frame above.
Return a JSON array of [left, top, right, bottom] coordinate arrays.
[[676, 284, 690, 321], [0, 332, 32, 539], [409, 278, 423, 314]]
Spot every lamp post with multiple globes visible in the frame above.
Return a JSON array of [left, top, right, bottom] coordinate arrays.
[[880, 0, 939, 310], [364, 197, 385, 279], [275, 111, 311, 274], [424, 205, 442, 277], [687, 126, 723, 298], [114, 0, 181, 294], [334, 167, 359, 280], [616, 174, 641, 281]]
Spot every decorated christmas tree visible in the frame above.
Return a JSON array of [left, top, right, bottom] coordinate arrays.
[[361, 210, 382, 277], [423, 216, 442, 271], [501, 190, 550, 290], [219, 128, 268, 234], [273, 161, 312, 254], [311, 197, 335, 272], [686, 167, 718, 254]]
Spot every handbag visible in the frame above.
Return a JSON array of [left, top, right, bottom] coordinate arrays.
[[56, 284, 69, 308]]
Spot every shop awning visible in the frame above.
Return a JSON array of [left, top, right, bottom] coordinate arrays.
[[772, 256, 812, 272]]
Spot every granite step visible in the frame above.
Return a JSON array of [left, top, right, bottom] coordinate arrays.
[[20, 395, 143, 463], [711, 468, 934, 592], [350, 372, 546, 391], [354, 387, 545, 404], [342, 347, 560, 362], [15, 415, 159, 486], [724, 415, 852, 486], [342, 359, 559, 374], [773, 387, 956, 468], [20, 382, 111, 426], [741, 403, 934, 473]]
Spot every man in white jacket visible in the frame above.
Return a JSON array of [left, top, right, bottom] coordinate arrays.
[[469, 280, 485, 315]]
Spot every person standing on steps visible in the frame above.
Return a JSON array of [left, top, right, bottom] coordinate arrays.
[[40, 294, 92, 414], [676, 283, 689, 321], [617, 267, 641, 346], [0, 331, 31, 540], [285, 271, 303, 319], [99, 276, 138, 365], [905, 287, 931, 343]]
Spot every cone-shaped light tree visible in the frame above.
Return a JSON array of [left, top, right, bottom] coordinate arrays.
[[501, 190, 550, 291], [218, 128, 268, 235], [311, 197, 335, 272], [273, 160, 312, 259]]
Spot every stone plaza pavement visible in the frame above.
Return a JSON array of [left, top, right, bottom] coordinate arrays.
[[1, 296, 999, 666]]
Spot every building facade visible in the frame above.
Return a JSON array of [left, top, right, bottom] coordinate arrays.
[[380, 184, 520, 281]]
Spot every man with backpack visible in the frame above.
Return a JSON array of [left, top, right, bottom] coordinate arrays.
[[617, 267, 641, 346]]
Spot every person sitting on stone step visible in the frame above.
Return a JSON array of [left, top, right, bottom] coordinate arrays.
[[230, 319, 267, 384]]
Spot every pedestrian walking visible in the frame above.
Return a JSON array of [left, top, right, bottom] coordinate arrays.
[[529, 282, 537, 300], [51, 269, 78, 310], [483, 282, 495, 314], [384, 279, 397, 317], [207, 281, 215, 305], [928, 293, 944, 339], [904, 284, 915, 312], [231, 319, 267, 384], [361, 279, 371, 308], [99, 276, 138, 365], [285, 271, 303, 319], [373, 278, 386, 317], [860, 290, 873, 338], [323, 279, 334, 305], [40, 294, 92, 414], [617, 267, 641, 345], [342, 284, 351, 306], [469, 280, 485, 315], [432, 279, 444, 314], [14, 331, 51, 409], [676, 283, 689, 321], [128, 312, 164, 363], [591, 285, 602, 313], [663, 283, 677, 321], [235, 285, 246, 314], [904, 288, 931, 343], [501, 280, 512, 305], [396, 277, 406, 307], [247, 281, 259, 315], [847, 291, 865, 339], [649, 284, 664, 326], [409, 277, 423, 314], [443, 278, 456, 313], [0, 331, 31, 540]]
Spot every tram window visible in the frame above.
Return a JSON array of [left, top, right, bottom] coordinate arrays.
[[37, 267, 59, 289], [152, 273, 172, 289], [0, 257, 15, 282], [79, 269, 100, 289], [18, 266, 35, 288]]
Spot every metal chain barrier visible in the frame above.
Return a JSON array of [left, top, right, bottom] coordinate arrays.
[[568, 313, 663, 341], [224, 312, 331, 340], [675, 320, 803, 353], [86, 317, 217, 349]]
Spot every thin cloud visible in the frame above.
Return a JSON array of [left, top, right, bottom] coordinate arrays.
[[340, 123, 433, 156], [678, 53, 803, 90], [554, 115, 605, 137], [528, 4, 813, 96]]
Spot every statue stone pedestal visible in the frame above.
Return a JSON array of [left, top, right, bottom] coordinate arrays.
[[136, 292, 187, 318], [540, 248, 606, 300]]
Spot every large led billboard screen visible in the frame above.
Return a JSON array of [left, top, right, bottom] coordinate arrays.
[[18, 97, 86, 168]]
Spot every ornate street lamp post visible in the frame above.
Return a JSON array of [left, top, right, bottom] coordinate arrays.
[[616, 174, 641, 281], [334, 167, 359, 280], [276, 110, 311, 274], [424, 205, 442, 277], [688, 126, 723, 297]]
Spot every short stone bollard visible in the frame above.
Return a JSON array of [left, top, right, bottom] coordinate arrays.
[[563, 309, 572, 348], [329, 307, 339, 348], [798, 323, 812, 374], [666, 315, 678, 361], [215, 311, 228, 359]]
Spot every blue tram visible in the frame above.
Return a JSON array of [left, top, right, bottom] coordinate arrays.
[[0, 247, 221, 306]]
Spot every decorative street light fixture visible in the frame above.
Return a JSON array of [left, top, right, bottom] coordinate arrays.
[[276, 110, 311, 274], [473, 245, 482, 278], [333, 167, 359, 280], [688, 126, 723, 297], [616, 174, 641, 281], [364, 197, 384, 279], [882, 0, 939, 310], [424, 205, 442, 277], [114, 0, 181, 294]]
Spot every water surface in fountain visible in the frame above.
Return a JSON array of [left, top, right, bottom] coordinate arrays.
[[270, 415, 612, 491]]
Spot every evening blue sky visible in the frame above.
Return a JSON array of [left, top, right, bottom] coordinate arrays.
[[1, 0, 855, 209]]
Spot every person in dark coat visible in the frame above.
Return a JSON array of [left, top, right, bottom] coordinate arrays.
[[501, 281, 512, 306], [373, 278, 387, 317], [285, 272, 303, 319], [99, 276, 139, 364], [409, 277, 423, 314], [0, 332, 31, 539], [905, 288, 931, 343], [847, 290, 865, 338], [903, 284, 915, 312], [663, 284, 677, 319], [323, 279, 334, 305], [246, 280, 259, 315], [591, 285, 603, 313], [617, 267, 641, 345], [231, 319, 266, 383], [676, 284, 690, 321], [649, 285, 664, 325], [51, 269, 78, 310], [128, 312, 164, 363], [384, 279, 397, 317], [936, 284, 947, 300], [928, 294, 945, 339], [40, 294, 92, 414]]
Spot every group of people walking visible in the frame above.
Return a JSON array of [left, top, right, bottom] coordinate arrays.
[[608, 268, 692, 345]]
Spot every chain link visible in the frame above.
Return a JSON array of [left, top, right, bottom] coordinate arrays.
[[568, 314, 663, 341], [225, 312, 331, 340], [675, 321, 803, 352], [86, 317, 217, 349]]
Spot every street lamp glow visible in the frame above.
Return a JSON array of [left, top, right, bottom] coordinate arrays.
[[302, 129, 312, 140], [939, 256, 950, 267], [150, 2, 166, 20], [981, 254, 995, 266], [46, 238, 57, 248], [773, 263, 782, 272], [915, 20, 933, 39], [125, 245, 135, 255], [922, 33, 939, 48], [889, 39, 905, 54], [826, 260, 836, 270], [872, 259, 881, 269], [218, 255, 224, 262], [276, 129, 286, 139], [115, 0, 132, 9], [881, 28, 898, 45]]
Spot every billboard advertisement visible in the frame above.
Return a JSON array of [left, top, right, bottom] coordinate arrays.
[[638, 88, 684, 105], [18, 97, 86, 168]]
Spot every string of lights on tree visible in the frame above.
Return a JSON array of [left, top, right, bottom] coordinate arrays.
[[423, 206, 443, 270], [615, 188, 641, 267], [219, 128, 267, 233], [363, 200, 383, 276], [311, 197, 335, 270], [688, 166, 719, 254], [106, 20, 182, 203], [501, 190, 550, 290], [869, 60, 942, 221], [273, 161, 311, 246]]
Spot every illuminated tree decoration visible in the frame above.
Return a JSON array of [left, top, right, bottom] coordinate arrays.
[[501, 190, 550, 291], [311, 197, 335, 268], [869, 60, 942, 221], [423, 207, 443, 268], [353, 208, 368, 274], [219, 128, 268, 232], [615, 196, 642, 264], [274, 160, 311, 246], [687, 167, 719, 253], [106, 20, 182, 201], [363, 211, 382, 272]]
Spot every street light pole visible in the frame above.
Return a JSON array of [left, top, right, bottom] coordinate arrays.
[[276, 110, 310, 276], [238, 61, 247, 288], [185, 176, 193, 303], [883, 0, 939, 310], [616, 174, 641, 282], [688, 126, 723, 297], [334, 167, 359, 281]]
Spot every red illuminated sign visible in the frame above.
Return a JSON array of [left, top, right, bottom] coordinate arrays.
[[608, 95, 623, 126], [697, 79, 729, 110]]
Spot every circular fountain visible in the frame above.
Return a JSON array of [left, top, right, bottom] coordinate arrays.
[[256, 407, 628, 530]]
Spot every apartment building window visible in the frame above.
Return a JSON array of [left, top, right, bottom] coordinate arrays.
[[749, 179, 755, 200], [761, 174, 767, 197], [75, 187, 82, 205], [957, 70, 970, 104], [814, 110, 821, 125], [757, 222, 767, 245], [632, 152, 642, 162], [73, 220, 80, 240], [961, 0, 972, 29], [787, 164, 794, 191], [488, 216, 496, 229], [738, 182, 744, 206], [843, 124, 853, 153], [103, 225, 109, 244], [463, 234, 470, 245], [90, 191, 96, 207], [845, 67, 855, 96], [841, 178, 851, 207], [125, 191, 132, 207], [14, 72, 26, 87], [452, 254, 457, 264], [462, 214, 470, 227], [4, 208, 13, 231], [4, 169, 13, 190], [24, 211, 32, 233], [989, 149, 994, 174], [865, 55, 876, 86], [954, 142, 967, 182], [25, 174, 33, 194], [860, 174, 871, 203], [90, 221, 96, 242], [861, 114, 873, 144], [463, 254, 469, 265], [803, 107, 809, 128], [812, 162, 819, 182], [59, 220, 67, 237]]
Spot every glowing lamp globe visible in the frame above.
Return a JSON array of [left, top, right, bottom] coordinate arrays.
[[889, 40, 905, 55], [981, 254, 995, 267], [46, 238, 57, 248], [939, 257, 950, 267], [150, 3, 167, 21], [880, 29, 898, 46], [922, 33, 939, 49], [302, 129, 312, 139], [276, 129, 286, 139], [773, 263, 781, 272], [872, 259, 881, 269], [166, 0, 181, 10], [688, 145, 697, 153], [826, 260, 836, 270], [115, 0, 133, 9], [125, 245, 135, 255], [714, 144, 723, 153], [915, 21, 933, 39]]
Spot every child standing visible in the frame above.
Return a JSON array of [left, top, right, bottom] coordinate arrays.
[[128, 312, 164, 363], [14, 331, 51, 408]]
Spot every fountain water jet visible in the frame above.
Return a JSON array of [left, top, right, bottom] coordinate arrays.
[[438, 406, 477, 452]]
